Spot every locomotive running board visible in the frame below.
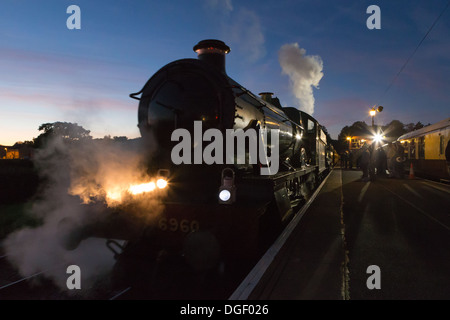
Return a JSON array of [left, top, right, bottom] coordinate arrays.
[[241, 165, 317, 184]]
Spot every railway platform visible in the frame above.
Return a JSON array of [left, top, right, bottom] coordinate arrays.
[[232, 167, 450, 300]]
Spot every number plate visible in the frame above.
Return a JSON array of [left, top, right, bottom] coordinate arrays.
[[157, 217, 200, 233]]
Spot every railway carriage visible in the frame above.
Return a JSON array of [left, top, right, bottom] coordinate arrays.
[[397, 118, 450, 182]]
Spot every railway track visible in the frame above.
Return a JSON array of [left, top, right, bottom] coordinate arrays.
[[0, 251, 133, 300], [0, 243, 231, 300]]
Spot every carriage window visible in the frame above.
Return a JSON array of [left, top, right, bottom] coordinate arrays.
[[410, 139, 415, 159], [418, 136, 425, 159], [439, 135, 444, 155]]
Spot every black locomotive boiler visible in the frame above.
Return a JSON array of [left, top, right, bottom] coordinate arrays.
[[63, 40, 332, 284]]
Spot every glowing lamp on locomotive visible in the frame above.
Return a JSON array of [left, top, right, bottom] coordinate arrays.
[[218, 168, 236, 204]]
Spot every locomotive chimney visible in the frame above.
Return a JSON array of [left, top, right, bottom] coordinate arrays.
[[193, 39, 230, 74]]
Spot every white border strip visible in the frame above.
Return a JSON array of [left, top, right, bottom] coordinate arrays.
[[229, 170, 333, 300]]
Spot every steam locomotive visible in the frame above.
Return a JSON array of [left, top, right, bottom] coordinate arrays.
[[63, 40, 333, 285]]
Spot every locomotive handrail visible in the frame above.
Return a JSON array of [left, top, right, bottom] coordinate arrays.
[[228, 84, 251, 97], [129, 89, 144, 100]]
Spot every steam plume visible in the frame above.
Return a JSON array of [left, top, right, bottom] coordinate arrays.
[[205, 0, 233, 13], [229, 8, 265, 62], [278, 43, 324, 115], [4, 136, 162, 294]]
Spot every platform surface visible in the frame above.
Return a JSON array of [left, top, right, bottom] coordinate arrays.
[[246, 168, 450, 300]]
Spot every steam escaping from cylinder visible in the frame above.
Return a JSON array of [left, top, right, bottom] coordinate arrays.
[[3, 135, 162, 294], [278, 43, 324, 115]]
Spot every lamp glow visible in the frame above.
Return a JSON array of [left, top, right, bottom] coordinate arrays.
[[129, 182, 156, 195], [373, 134, 383, 143], [219, 190, 231, 202], [156, 178, 168, 189]]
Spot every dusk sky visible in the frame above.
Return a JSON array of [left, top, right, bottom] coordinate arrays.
[[1, 0, 449, 145]]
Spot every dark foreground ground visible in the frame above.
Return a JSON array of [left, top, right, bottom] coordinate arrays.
[[245, 168, 450, 300], [1, 164, 450, 300]]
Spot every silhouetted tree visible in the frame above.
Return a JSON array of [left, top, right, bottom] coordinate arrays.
[[12, 141, 34, 148], [414, 122, 425, 130], [404, 121, 425, 133], [383, 120, 406, 138], [337, 121, 370, 141], [113, 136, 128, 142], [34, 122, 92, 148]]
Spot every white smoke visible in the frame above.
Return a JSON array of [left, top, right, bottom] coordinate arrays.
[[204, 0, 233, 13], [229, 8, 265, 62], [278, 43, 324, 115], [3, 136, 162, 295], [204, 0, 265, 63]]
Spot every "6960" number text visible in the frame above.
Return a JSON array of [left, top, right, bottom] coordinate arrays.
[[158, 218, 200, 233]]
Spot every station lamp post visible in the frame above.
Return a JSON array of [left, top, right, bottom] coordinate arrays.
[[369, 109, 376, 127], [369, 106, 383, 127]]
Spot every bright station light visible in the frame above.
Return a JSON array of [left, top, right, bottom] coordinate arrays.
[[373, 134, 383, 143]]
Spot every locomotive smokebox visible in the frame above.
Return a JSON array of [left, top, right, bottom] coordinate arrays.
[[193, 39, 230, 74]]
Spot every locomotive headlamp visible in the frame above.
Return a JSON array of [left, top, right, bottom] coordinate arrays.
[[156, 178, 168, 189], [156, 169, 170, 189], [218, 168, 236, 204], [219, 190, 231, 202]]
